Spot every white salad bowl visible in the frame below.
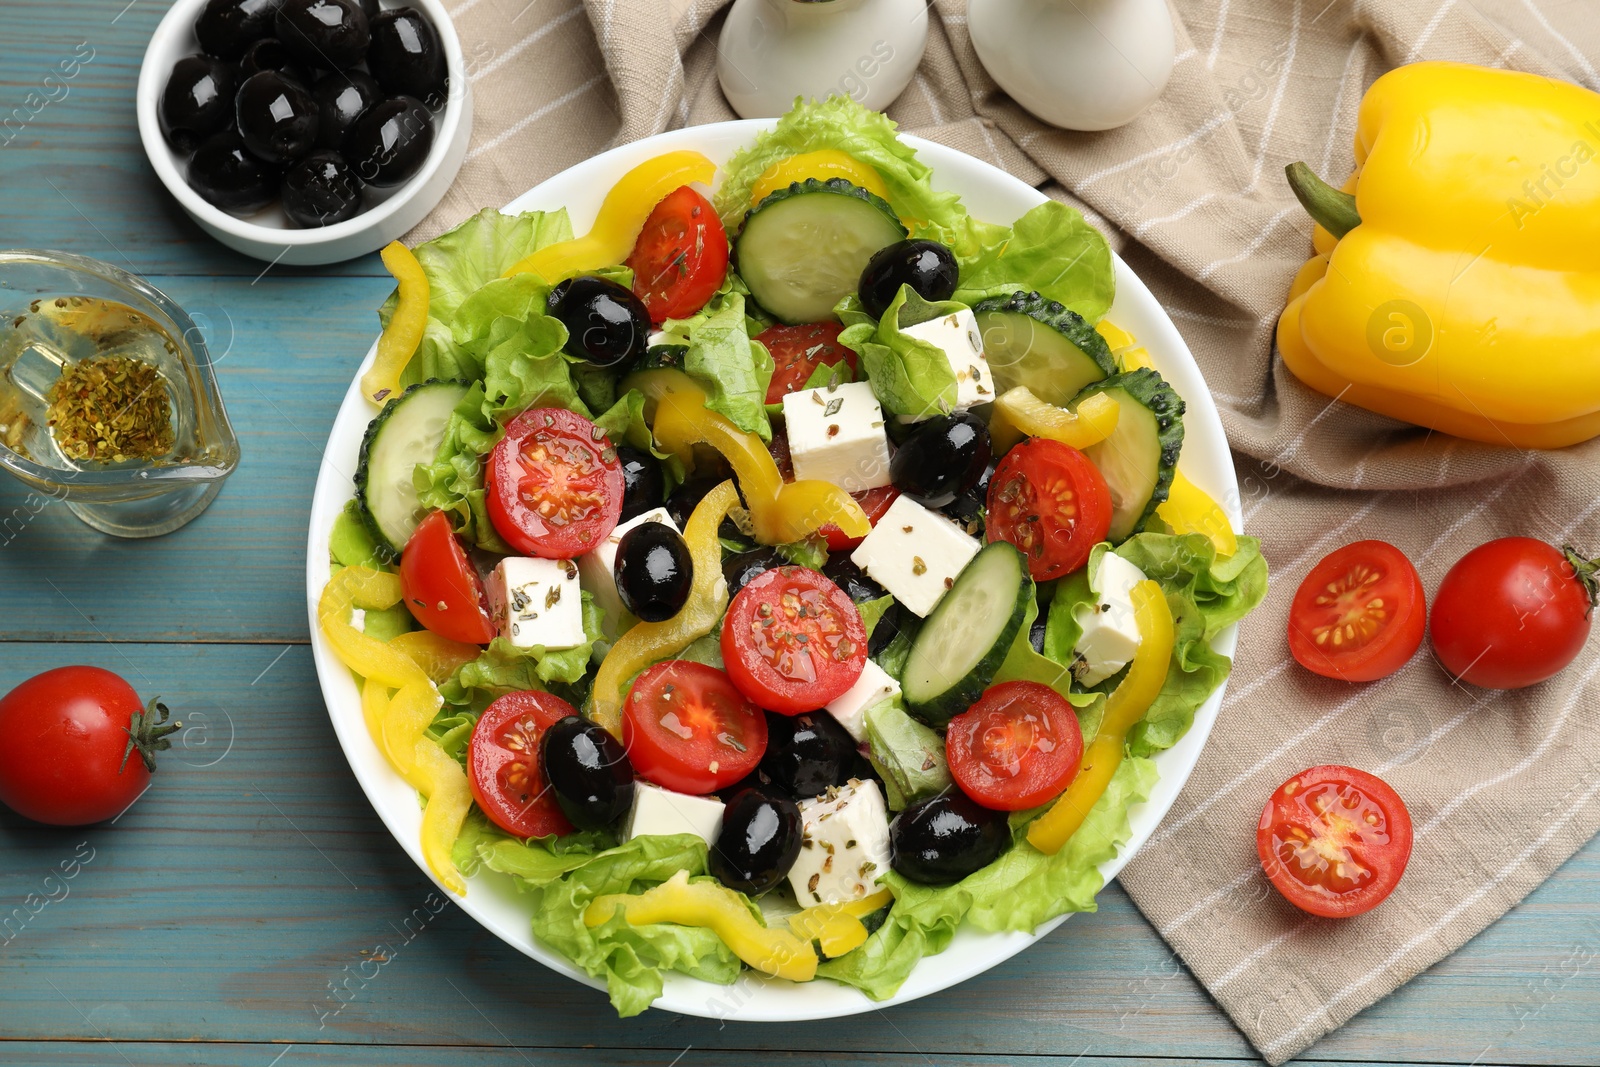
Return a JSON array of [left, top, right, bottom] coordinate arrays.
[[137, 0, 472, 266], [305, 120, 1242, 1021]]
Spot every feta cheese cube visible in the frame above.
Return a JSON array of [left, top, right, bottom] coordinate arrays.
[[622, 781, 725, 847], [1071, 552, 1147, 686], [899, 307, 994, 415], [487, 556, 584, 649], [577, 507, 679, 638], [781, 380, 892, 493], [787, 779, 892, 906], [825, 659, 901, 743], [850, 495, 980, 617]]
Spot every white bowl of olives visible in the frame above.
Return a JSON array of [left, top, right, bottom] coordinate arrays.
[[137, 0, 472, 266]]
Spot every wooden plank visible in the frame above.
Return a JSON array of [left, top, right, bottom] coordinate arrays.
[[3, 642, 1599, 1065], [0, 273, 390, 643], [0, 0, 389, 279]]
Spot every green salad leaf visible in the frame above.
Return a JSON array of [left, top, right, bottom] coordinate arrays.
[[863, 697, 950, 810], [817, 755, 1157, 999], [714, 96, 988, 256], [658, 290, 773, 440], [840, 285, 968, 420], [952, 201, 1116, 323], [438, 592, 604, 708]]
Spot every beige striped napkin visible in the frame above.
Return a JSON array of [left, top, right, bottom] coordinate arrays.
[[411, 1, 1600, 1060]]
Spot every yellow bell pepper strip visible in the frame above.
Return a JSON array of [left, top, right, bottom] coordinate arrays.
[[590, 480, 740, 736], [361, 241, 430, 406], [787, 887, 893, 958], [750, 150, 892, 206], [1277, 61, 1600, 449], [502, 151, 717, 282], [637, 369, 869, 545], [1027, 580, 1174, 856], [1094, 320, 1154, 372], [1156, 471, 1238, 559], [989, 385, 1120, 454], [318, 566, 470, 895], [585, 870, 819, 982], [388, 629, 483, 685]]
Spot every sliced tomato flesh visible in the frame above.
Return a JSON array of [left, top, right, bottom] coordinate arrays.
[[986, 438, 1111, 581], [468, 691, 576, 839], [486, 407, 624, 559], [1287, 540, 1425, 682], [721, 565, 867, 715], [622, 660, 767, 794]]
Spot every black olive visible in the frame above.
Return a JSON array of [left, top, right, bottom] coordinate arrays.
[[1030, 609, 1048, 654], [666, 474, 718, 529], [195, 0, 282, 61], [343, 95, 434, 186], [890, 792, 1008, 885], [281, 150, 363, 226], [718, 764, 782, 804], [889, 411, 992, 508], [367, 6, 448, 106], [546, 276, 650, 369], [938, 455, 994, 536], [821, 555, 886, 605], [614, 521, 692, 623], [160, 55, 236, 153], [237, 37, 305, 81], [310, 69, 380, 149], [186, 129, 279, 214], [539, 715, 634, 829], [759, 711, 855, 799], [722, 546, 785, 596], [616, 445, 666, 523], [710, 789, 803, 895], [857, 239, 960, 321], [355, 0, 378, 14], [275, 0, 369, 70], [235, 70, 318, 165], [866, 599, 908, 658]]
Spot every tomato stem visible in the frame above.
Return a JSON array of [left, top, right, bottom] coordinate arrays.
[[1562, 546, 1600, 616], [121, 697, 181, 774]]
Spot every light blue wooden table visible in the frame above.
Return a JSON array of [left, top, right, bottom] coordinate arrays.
[[2, 3, 1598, 1064]]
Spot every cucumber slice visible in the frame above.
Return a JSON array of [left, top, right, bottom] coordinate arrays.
[[355, 378, 471, 558], [971, 291, 1115, 407], [735, 178, 907, 325], [1070, 368, 1184, 542], [901, 541, 1032, 725]]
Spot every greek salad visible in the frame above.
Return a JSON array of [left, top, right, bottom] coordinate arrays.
[[317, 97, 1268, 1015]]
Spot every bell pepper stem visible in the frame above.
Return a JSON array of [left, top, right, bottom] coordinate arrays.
[[1285, 162, 1361, 239]]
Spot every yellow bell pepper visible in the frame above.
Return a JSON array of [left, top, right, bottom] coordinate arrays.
[[503, 151, 716, 282], [989, 385, 1120, 453], [585, 870, 819, 982], [1027, 580, 1174, 856], [1095, 320, 1154, 372], [319, 566, 470, 895], [389, 629, 484, 685], [637, 369, 869, 545], [1278, 61, 1600, 449], [361, 241, 429, 406], [750, 150, 892, 206], [589, 479, 739, 736], [1157, 472, 1237, 559], [787, 888, 893, 958]]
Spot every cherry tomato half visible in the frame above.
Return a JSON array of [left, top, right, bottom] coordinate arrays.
[[467, 690, 576, 838], [1257, 764, 1412, 918], [1287, 540, 1426, 683], [399, 510, 497, 644], [756, 321, 858, 406], [721, 565, 868, 715], [946, 681, 1084, 811], [985, 437, 1112, 581], [0, 666, 173, 826], [820, 484, 900, 551], [622, 660, 767, 793], [1430, 537, 1596, 689], [625, 185, 729, 325], [486, 406, 624, 559]]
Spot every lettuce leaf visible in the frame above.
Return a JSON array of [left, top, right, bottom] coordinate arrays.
[[438, 592, 604, 708], [658, 290, 772, 440], [952, 201, 1115, 323], [816, 755, 1158, 999], [863, 696, 950, 810], [524, 834, 742, 1017], [713, 95, 987, 256], [840, 286, 967, 420]]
